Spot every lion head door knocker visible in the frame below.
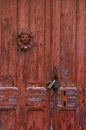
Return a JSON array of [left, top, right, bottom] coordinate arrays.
[[17, 31, 34, 51]]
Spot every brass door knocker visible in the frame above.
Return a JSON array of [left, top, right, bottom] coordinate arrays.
[[17, 31, 34, 51]]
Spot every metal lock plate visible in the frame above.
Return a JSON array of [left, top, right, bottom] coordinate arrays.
[[57, 87, 79, 108]]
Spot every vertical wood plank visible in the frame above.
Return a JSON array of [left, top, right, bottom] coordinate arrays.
[[17, 0, 29, 129], [1, 0, 10, 75], [36, 0, 45, 84], [44, 2, 51, 128], [0, 0, 1, 74], [4, 110, 16, 130], [52, 0, 60, 79], [76, 2, 85, 129], [27, 0, 51, 85], [44, 0, 51, 82], [72, 0, 77, 85], [8, 0, 17, 86], [82, 0, 86, 130], [17, 0, 29, 30], [52, 1, 60, 130], [27, 111, 44, 130], [56, 110, 78, 130], [17, 0, 29, 103], [0, 110, 16, 130], [27, 0, 38, 84], [60, 0, 76, 86], [76, 0, 85, 86], [85, 0, 86, 88]]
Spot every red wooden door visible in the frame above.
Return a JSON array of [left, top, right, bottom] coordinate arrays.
[[53, 0, 86, 130], [0, 0, 86, 130]]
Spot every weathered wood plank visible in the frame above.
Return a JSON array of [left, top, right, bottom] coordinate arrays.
[[8, 0, 17, 86], [17, 0, 29, 103], [17, 0, 29, 129], [1, 0, 10, 75], [0, 87, 19, 107], [52, 1, 61, 130], [27, 110, 44, 130], [0, 0, 1, 74], [44, 0, 51, 82], [36, 0, 45, 84], [60, 0, 76, 86], [76, 2, 85, 128], [52, 0, 60, 79], [27, 0, 38, 84], [76, 0, 85, 86], [56, 110, 78, 130], [0, 110, 16, 130]]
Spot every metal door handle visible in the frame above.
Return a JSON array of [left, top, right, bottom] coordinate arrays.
[[46, 65, 61, 89], [48, 80, 56, 89], [46, 77, 61, 89]]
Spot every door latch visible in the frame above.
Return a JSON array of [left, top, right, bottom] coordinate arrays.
[[46, 77, 61, 89], [48, 80, 56, 89], [46, 65, 61, 89]]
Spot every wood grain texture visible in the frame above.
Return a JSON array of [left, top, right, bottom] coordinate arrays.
[[52, 1, 61, 130], [0, 0, 85, 130], [0, 87, 19, 107], [8, 0, 17, 86], [27, 0, 38, 84], [85, 0, 86, 89], [0, 0, 17, 84], [26, 87, 50, 130], [44, 0, 51, 82], [17, 0, 29, 129], [83, 110, 86, 130], [76, 0, 85, 86], [27, 0, 45, 84], [76, 1, 85, 128], [0, 0, 1, 74], [52, 0, 60, 79], [36, 0, 45, 83], [1, 0, 10, 75], [60, 0, 77, 86], [27, 110, 44, 130], [56, 110, 78, 130], [0, 110, 16, 130]]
